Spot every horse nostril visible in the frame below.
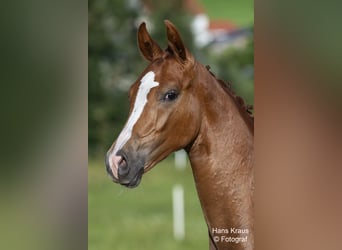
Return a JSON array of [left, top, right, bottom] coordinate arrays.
[[118, 156, 129, 178]]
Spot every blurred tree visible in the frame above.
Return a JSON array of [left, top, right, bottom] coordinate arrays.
[[208, 32, 254, 105], [89, 0, 143, 155]]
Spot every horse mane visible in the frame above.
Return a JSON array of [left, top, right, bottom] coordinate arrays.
[[205, 65, 254, 133]]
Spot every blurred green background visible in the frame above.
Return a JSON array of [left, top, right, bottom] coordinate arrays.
[[89, 157, 208, 250], [89, 0, 253, 249]]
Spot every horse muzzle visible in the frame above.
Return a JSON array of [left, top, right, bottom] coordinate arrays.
[[105, 149, 145, 188]]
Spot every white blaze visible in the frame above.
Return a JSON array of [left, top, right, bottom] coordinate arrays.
[[109, 71, 159, 177]]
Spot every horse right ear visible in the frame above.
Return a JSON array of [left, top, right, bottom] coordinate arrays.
[[137, 22, 163, 62]]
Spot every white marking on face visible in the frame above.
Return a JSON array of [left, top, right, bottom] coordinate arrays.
[[109, 71, 159, 177]]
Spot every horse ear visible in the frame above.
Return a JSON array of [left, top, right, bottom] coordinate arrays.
[[137, 22, 163, 62], [164, 20, 191, 62]]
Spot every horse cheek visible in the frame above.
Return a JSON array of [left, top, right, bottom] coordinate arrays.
[[155, 111, 170, 132]]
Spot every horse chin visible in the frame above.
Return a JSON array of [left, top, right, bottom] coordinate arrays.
[[120, 167, 144, 188]]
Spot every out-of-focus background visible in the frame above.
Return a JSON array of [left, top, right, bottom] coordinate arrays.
[[88, 0, 254, 156], [88, 0, 253, 249], [1, 0, 341, 250]]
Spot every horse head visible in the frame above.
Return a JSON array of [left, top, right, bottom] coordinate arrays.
[[106, 21, 201, 187]]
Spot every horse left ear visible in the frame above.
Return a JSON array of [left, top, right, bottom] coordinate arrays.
[[164, 20, 193, 63]]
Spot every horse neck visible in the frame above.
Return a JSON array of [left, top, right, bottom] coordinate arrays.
[[187, 63, 254, 249]]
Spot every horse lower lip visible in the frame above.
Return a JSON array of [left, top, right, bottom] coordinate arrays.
[[121, 179, 140, 188], [123, 179, 141, 188], [120, 169, 143, 188]]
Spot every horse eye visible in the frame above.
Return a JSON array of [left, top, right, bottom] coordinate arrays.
[[163, 90, 179, 102]]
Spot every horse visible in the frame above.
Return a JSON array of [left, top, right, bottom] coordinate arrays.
[[105, 20, 254, 250]]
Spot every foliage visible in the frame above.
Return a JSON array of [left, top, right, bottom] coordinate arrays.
[[88, 0, 143, 155], [209, 33, 254, 104]]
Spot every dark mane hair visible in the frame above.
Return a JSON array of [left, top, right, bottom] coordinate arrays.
[[205, 65, 254, 134]]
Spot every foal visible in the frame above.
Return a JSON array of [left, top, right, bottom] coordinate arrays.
[[106, 20, 254, 250]]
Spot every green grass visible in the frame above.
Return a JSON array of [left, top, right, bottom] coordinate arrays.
[[88, 156, 208, 250], [198, 0, 254, 26]]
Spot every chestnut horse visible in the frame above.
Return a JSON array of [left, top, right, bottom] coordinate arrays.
[[105, 21, 254, 250]]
